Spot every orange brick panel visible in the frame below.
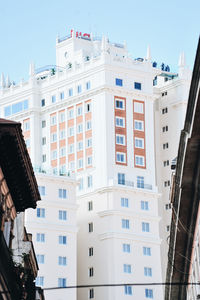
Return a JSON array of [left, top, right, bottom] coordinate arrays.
[[68, 154, 75, 162], [85, 130, 92, 139], [68, 119, 74, 127], [76, 115, 83, 124], [50, 142, 57, 150], [60, 157, 66, 164], [59, 140, 66, 147], [23, 131, 30, 139], [77, 133, 83, 142], [85, 112, 92, 120], [68, 136, 74, 144], [50, 125, 57, 133], [59, 122, 65, 130], [86, 148, 92, 156], [77, 151, 84, 159], [51, 160, 57, 167]]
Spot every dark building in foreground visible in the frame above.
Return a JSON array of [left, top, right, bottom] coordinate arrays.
[[0, 119, 44, 299], [165, 38, 200, 300]]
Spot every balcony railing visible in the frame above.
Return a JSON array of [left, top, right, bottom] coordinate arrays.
[[118, 180, 134, 187], [137, 183, 153, 190]]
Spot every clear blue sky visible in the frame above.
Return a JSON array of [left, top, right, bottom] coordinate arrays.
[[0, 0, 199, 83]]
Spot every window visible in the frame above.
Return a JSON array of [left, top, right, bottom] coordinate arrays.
[[89, 267, 94, 277], [36, 233, 45, 243], [166, 225, 170, 232], [24, 120, 30, 131], [89, 247, 93, 256], [69, 161, 75, 171], [115, 78, 123, 86], [59, 112, 65, 123], [123, 244, 130, 253], [36, 254, 45, 264], [86, 138, 92, 148], [89, 288, 94, 299], [165, 203, 172, 210], [78, 141, 83, 150], [51, 133, 57, 143], [41, 99, 45, 107], [37, 208, 45, 218], [145, 289, 153, 298], [58, 256, 67, 266], [51, 150, 57, 160], [59, 210, 67, 220], [4, 100, 29, 117], [115, 99, 124, 109], [137, 176, 144, 188], [124, 285, 132, 295], [77, 85, 82, 93], [121, 198, 129, 207], [77, 106, 83, 116], [58, 278, 67, 287], [116, 135, 125, 145], [122, 219, 130, 229], [42, 137, 46, 145], [50, 115, 57, 125], [60, 91, 64, 100], [134, 82, 142, 90], [118, 173, 125, 185], [86, 102, 91, 112], [88, 222, 93, 233], [163, 143, 169, 149], [88, 201, 93, 211], [164, 180, 170, 187], [77, 123, 83, 133], [36, 276, 44, 287], [86, 121, 92, 130], [124, 264, 131, 273], [86, 81, 91, 90], [116, 152, 126, 163], [134, 102, 143, 113], [78, 159, 83, 169], [42, 120, 46, 128], [87, 176, 93, 188], [162, 107, 168, 114], [69, 88, 73, 97], [116, 117, 125, 127], [142, 222, 150, 232], [141, 201, 149, 210], [60, 130, 65, 140], [135, 138, 144, 148], [68, 109, 74, 119], [78, 178, 84, 191], [59, 235, 67, 245], [163, 160, 169, 167], [69, 127, 74, 136], [144, 267, 152, 277], [42, 154, 46, 163], [69, 144, 74, 153], [60, 165, 66, 175], [162, 126, 168, 132], [143, 247, 151, 256], [60, 147, 66, 157], [25, 139, 30, 148], [59, 189, 67, 199], [134, 120, 144, 131], [135, 156, 145, 166], [52, 95, 56, 103], [38, 186, 45, 196], [87, 156, 92, 166]]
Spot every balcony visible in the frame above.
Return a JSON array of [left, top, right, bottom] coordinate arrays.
[[109, 179, 153, 191]]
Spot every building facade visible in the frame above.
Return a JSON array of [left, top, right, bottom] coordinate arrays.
[[25, 173, 78, 300], [0, 30, 192, 299]]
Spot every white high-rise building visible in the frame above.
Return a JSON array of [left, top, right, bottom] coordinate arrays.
[[0, 30, 192, 300]]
